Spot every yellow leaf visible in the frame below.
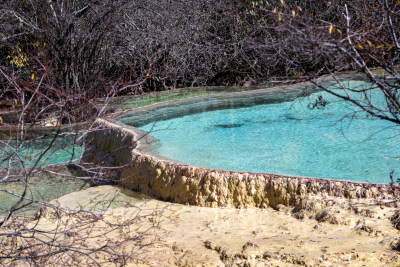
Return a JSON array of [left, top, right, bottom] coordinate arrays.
[[0, 116, 3, 124], [337, 29, 342, 34], [376, 45, 383, 49], [356, 44, 364, 49], [14, 99, 18, 105], [278, 13, 282, 21], [292, 10, 296, 18], [31, 73, 35, 79], [329, 24, 334, 34], [296, 5, 302, 12], [366, 40, 374, 48], [388, 45, 393, 50]]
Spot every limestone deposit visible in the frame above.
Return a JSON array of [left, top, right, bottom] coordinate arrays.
[[51, 186, 400, 266], [83, 118, 399, 210], [79, 84, 400, 265]]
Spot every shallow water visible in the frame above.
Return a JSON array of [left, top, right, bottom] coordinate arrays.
[[1, 134, 84, 169], [108, 85, 271, 110], [0, 172, 150, 216], [0, 132, 88, 215], [0, 168, 90, 216], [138, 80, 400, 183]]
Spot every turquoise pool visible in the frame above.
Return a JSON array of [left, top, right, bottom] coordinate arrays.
[[135, 80, 400, 184], [1, 133, 87, 216], [1, 134, 84, 169]]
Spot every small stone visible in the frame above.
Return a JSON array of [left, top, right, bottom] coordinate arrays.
[[391, 210, 400, 230]]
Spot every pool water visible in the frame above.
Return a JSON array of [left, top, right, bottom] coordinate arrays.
[[0, 168, 90, 216], [138, 80, 400, 184], [1, 134, 86, 215], [1, 134, 84, 169]]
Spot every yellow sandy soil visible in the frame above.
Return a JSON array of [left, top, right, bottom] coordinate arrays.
[[42, 185, 400, 266]]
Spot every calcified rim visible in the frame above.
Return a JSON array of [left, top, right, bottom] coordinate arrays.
[[106, 75, 395, 187]]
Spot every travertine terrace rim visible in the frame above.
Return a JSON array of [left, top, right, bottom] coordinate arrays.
[[84, 76, 397, 208]]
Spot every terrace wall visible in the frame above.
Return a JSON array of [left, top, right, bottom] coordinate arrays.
[[83, 118, 394, 209]]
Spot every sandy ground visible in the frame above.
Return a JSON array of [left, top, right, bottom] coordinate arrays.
[[50, 185, 400, 266]]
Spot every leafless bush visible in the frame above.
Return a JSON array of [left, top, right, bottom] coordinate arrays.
[[1, 0, 400, 263], [0, 47, 154, 265], [258, 0, 400, 124], [0, 194, 164, 266], [1, 0, 398, 94]]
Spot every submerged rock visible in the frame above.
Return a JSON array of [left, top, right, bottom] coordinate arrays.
[[212, 123, 244, 128]]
